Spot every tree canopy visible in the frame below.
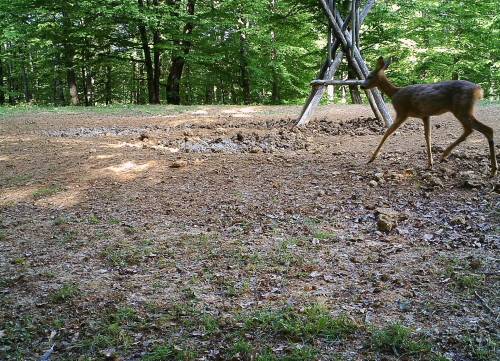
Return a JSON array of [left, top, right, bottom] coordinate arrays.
[[0, 0, 498, 106]]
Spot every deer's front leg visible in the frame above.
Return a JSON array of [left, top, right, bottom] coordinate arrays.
[[368, 115, 408, 163], [423, 117, 433, 169]]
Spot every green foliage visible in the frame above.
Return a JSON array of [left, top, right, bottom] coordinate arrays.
[[245, 304, 358, 341], [50, 283, 80, 303], [32, 185, 62, 199], [370, 323, 433, 358]]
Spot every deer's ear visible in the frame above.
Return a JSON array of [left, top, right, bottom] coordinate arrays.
[[376, 57, 385, 70], [383, 58, 392, 69]]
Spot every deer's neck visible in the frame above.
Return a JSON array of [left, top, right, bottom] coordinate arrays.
[[377, 74, 399, 98]]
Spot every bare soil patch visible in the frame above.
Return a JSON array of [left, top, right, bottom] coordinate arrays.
[[0, 104, 498, 360]]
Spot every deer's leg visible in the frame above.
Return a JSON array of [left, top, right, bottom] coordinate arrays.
[[440, 126, 472, 161], [368, 115, 407, 163], [423, 117, 433, 169], [470, 117, 498, 176]]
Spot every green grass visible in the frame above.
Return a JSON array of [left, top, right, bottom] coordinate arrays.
[[100, 243, 153, 268], [77, 307, 140, 355], [32, 185, 63, 199], [2, 174, 32, 186], [49, 283, 80, 303], [144, 346, 198, 361], [453, 273, 485, 291], [463, 335, 498, 361], [0, 104, 204, 118], [88, 214, 101, 224], [245, 304, 358, 341], [370, 323, 433, 358]]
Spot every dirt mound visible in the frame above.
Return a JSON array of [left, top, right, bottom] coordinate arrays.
[[43, 125, 169, 137], [161, 130, 310, 153]]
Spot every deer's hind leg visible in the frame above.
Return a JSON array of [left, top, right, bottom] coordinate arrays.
[[440, 125, 472, 161], [445, 110, 497, 176], [368, 114, 408, 164], [423, 117, 433, 169], [470, 116, 498, 176]]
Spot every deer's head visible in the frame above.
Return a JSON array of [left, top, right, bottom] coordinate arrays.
[[360, 57, 391, 90]]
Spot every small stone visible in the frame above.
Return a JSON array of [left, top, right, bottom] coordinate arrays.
[[380, 274, 390, 282], [316, 189, 326, 197], [469, 258, 482, 270], [249, 147, 261, 154], [170, 160, 187, 168], [374, 172, 384, 180], [450, 216, 466, 226], [377, 214, 395, 232], [369, 180, 378, 187]]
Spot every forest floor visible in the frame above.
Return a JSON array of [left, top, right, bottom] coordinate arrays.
[[0, 104, 499, 361]]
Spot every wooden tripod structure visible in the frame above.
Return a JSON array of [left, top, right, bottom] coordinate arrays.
[[296, 0, 393, 127]]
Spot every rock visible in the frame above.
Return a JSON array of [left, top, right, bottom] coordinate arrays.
[[469, 258, 482, 270], [459, 171, 483, 188], [380, 274, 390, 282], [369, 180, 378, 187], [375, 207, 401, 219], [425, 175, 444, 188], [249, 147, 261, 154], [170, 160, 187, 168], [374, 172, 384, 180], [377, 214, 395, 232], [450, 216, 466, 226]]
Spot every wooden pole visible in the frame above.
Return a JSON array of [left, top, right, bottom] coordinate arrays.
[[318, 0, 392, 126], [296, 0, 378, 127], [311, 79, 366, 86], [351, 0, 356, 59], [327, 0, 333, 63]]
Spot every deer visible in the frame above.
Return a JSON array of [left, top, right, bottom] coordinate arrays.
[[360, 57, 497, 177]]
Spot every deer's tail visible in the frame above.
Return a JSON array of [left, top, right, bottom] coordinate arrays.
[[473, 86, 484, 101]]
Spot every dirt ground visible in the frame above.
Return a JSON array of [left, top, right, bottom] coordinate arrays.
[[0, 104, 498, 361]]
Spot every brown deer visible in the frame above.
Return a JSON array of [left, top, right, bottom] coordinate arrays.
[[361, 57, 497, 176]]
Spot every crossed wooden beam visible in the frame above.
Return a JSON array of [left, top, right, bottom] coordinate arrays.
[[296, 0, 393, 127]]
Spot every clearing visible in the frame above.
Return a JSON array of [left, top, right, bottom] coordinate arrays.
[[0, 104, 498, 360]]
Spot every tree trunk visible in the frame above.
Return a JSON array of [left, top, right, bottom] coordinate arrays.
[[7, 56, 15, 105], [66, 63, 79, 105], [166, 56, 184, 105], [348, 68, 362, 104], [62, 10, 79, 105], [82, 66, 89, 106], [153, 30, 161, 103], [166, 0, 195, 105], [0, 54, 4, 105], [139, 25, 155, 104], [270, 0, 279, 104], [138, 0, 156, 104], [239, 25, 251, 104], [21, 60, 32, 103], [105, 65, 112, 105]]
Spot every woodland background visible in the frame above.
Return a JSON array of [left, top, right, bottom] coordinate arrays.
[[0, 0, 498, 107]]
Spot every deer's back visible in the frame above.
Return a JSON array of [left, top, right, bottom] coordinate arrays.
[[393, 80, 482, 117]]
